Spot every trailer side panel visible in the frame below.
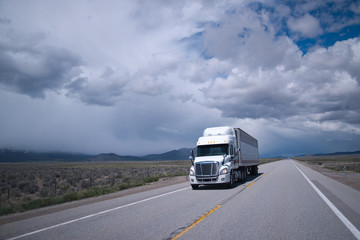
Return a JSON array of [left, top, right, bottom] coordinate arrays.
[[235, 128, 259, 166]]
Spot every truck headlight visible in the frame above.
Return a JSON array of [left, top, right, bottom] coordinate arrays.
[[189, 168, 195, 176], [220, 167, 229, 175]]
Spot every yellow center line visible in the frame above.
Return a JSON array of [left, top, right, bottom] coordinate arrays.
[[172, 171, 272, 239], [247, 171, 269, 188], [171, 205, 222, 240], [246, 182, 255, 189]]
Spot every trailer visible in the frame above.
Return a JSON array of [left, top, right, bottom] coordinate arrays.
[[189, 126, 259, 189]]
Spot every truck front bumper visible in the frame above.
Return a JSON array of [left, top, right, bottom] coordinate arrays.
[[189, 173, 231, 185]]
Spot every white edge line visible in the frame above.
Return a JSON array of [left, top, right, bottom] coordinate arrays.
[[292, 161, 360, 240], [7, 186, 190, 240]]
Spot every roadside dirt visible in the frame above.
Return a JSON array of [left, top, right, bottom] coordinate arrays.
[[296, 161, 360, 192], [0, 176, 188, 226]]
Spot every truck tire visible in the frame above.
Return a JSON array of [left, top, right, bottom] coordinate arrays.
[[235, 170, 241, 182], [249, 166, 254, 175], [227, 172, 234, 189], [243, 167, 247, 181], [250, 166, 258, 175], [191, 184, 199, 190]]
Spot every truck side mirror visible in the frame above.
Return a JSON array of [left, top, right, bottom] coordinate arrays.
[[189, 150, 195, 165], [222, 154, 226, 165]]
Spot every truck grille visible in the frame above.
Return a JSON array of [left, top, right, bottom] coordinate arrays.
[[195, 162, 218, 176]]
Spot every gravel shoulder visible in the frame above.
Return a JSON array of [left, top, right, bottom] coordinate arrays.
[[0, 176, 188, 225]]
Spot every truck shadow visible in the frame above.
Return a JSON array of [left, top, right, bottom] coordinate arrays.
[[195, 173, 264, 190]]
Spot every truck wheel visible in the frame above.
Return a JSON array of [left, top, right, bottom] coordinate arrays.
[[235, 170, 240, 182], [240, 168, 245, 181], [249, 166, 254, 175], [243, 168, 247, 181], [227, 172, 234, 189], [250, 166, 258, 175], [191, 184, 199, 190]]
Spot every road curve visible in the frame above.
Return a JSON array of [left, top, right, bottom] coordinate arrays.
[[1, 159, 359, 240]]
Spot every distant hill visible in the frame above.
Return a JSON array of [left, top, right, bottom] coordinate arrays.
[[88, 153, 142, 161], [87, 148, 193, 162], [0, 148, 194, 162], [312, 150, 360, 156], [142, 148, 193, 161]]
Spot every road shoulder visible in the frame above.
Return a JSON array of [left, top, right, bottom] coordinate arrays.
[[294, 160, 360, 231], [295, 160, 360, 192]]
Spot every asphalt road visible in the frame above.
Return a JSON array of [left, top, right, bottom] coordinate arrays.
[[1, 159, 360, 240]]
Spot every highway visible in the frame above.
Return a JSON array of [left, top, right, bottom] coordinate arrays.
[[1, 159, 360, 240]]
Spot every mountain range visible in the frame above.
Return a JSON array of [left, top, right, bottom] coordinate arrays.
[[0, 148, 194, 162], [0, 148, 359, 162]]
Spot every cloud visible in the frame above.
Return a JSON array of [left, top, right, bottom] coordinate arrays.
[[304, 38, 360, 83], [202, 37, 360, 133], [201, 7, 303, 69], [65, 66, 129, 106], [203, 67, 297, 119], [0, 0, 359, 156], [288, 14, 323, 38], [127, 53, 179, 96], [192, 2, 360, 138], [0, 17, 11, 25], [179, 58, 232, 83], [0, 25, 83, 98]]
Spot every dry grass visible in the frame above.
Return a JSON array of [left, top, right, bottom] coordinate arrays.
[[259, 157, 284, 165], [0, 160, 191, 215]]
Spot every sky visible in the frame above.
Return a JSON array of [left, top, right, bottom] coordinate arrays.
[[0, 0, 360, 157]]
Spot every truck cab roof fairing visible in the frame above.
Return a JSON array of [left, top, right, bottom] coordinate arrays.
[[203, 126, 235, 137]]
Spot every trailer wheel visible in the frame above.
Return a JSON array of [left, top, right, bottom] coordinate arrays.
[[191, 184, 199, 190]]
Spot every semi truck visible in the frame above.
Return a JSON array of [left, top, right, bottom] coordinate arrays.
[[189, 126, 259, 189]]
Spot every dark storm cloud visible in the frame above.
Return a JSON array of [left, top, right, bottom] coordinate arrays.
[[0, 17, 11, 25], [0, 26, 82, 98], [65, 66, 129, 106]]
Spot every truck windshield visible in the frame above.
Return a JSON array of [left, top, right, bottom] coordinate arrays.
[[197, 144, 228, 157]]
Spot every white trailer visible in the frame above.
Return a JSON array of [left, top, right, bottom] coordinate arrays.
[[189, 126, 259, 189]]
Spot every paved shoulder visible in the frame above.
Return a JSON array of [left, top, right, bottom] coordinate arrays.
[[294, 160, 360, 233]]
